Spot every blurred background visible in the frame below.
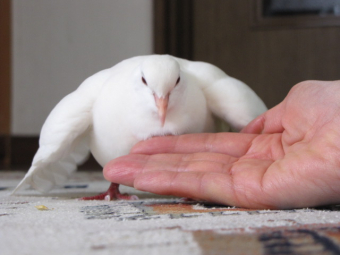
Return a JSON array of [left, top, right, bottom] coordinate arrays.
[[1, 0, 340, 169]]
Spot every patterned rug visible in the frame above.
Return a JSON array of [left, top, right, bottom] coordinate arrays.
[[1, 171, 340, 255]]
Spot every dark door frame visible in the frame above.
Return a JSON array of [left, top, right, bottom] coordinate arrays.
[[0, 0, 11, 167], [153, 0, 193, 59]]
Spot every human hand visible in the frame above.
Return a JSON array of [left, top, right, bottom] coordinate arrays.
[[104, 80, 340, 209]]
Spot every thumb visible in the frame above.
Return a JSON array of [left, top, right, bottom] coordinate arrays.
[[241, 102, 285, 134]]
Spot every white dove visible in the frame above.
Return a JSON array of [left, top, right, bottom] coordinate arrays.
[[12, 54, 267, 200]]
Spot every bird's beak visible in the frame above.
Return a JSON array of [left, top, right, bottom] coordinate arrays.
[[154, 93, 170, 127]]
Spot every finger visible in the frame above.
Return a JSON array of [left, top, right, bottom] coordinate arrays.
[[241, 102, 286, 134], [133, 158, 274, 208], [104, 153, 238, 186], [131, 133, 257, 157], [134, 171, 237, 205]]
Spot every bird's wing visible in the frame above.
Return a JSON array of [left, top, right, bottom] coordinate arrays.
[[204, 75, 267, 131], [12, 69, 112, 194], [181, 60, 267, 131]]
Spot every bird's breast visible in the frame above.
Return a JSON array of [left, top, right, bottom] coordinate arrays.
[[90, 83, 215, 165]]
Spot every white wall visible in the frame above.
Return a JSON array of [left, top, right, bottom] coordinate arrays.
[[12, 0, 153, 135]]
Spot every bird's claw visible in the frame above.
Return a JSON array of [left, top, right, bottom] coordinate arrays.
[[79, 183, 139, 201]]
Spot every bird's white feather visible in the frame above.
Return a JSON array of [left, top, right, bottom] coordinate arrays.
[[174, 58, 267, 131], [12, 69, 112, 193], [13, 55, 267, 194]]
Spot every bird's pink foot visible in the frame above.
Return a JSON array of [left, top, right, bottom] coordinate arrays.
[[79, 183, 138, 201]]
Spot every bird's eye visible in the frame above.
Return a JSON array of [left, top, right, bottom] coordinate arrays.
[[142, 77, 147, 85], [176, 77, 180, 86]]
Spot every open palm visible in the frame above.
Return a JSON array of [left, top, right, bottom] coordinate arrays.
[[104, 80, 340, 209]]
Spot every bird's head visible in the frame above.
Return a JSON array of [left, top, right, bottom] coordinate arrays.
[[139, 55, 182, 126]]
